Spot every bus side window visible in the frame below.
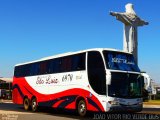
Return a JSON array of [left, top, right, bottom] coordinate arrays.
[[48, 58, 61, 74], [40, 62, 47, 75], [61, 57, 72, 72], [23, 65, 29, 77], [47, 60, 52, 74], [30, 63, 40, 76], [14, 66, 20, 77], [72, 55, 79, 71], [77, 53, 85, 70], [72, 53, 85, 71]]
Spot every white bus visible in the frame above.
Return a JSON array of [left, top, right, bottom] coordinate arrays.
[[12, 48, 143, 116]]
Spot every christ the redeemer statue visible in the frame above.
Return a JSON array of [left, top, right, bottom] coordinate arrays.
[[110, 3, 148, 64]]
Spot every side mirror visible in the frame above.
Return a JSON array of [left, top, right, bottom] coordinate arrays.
[[106, 71, 111, 85]]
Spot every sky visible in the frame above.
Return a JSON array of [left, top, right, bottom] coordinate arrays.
[[0, 0, 160, 83]]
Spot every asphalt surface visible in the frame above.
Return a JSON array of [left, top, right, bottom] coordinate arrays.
[[0, 102, 160, 120]]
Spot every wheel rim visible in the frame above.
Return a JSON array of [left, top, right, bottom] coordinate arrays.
[[24, 98, 29, 110], [32, 99, 37, 111], [32, 100, 36, 110], [80, 103, 86, 113], [78, 101, 86, 116]]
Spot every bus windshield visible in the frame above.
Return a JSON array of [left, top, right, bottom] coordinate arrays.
[[103, 51, 140, 72], [108, 72, 143, 98]]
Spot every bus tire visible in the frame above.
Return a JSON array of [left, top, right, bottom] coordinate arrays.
[[31, 97, 38, 112], [23, 97, 30, 111], [77, 99, 87, 116]]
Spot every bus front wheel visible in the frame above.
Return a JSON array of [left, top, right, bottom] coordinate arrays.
[[77, 100, 87, 116], [31, 97, 38, 112], [23, 97, 30, 111]]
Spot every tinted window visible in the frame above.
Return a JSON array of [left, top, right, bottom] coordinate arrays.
[[87, 51, 106, 95], [61, 56, 72, 72], [48, 58, 61, 74], [14, 65, 28, 77], [14, 53, 86, 78], [30, 63, 40, 76], [14, 66, 20, 77], [39, 61, 47, 74], [71, 53, 85, 71]]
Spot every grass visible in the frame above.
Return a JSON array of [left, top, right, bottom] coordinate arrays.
[[143, 100, 160, 105]]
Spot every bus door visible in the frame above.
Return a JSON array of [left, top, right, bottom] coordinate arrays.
[[87, 51, 106, 95]]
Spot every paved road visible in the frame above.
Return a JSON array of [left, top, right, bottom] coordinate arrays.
[[0, 103, 79, 120], [0, 103, 160, 120]]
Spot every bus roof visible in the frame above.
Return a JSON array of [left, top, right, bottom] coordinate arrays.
[[15, 48, 131, 66]]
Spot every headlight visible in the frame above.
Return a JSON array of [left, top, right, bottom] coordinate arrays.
[[138, 102, 143, 105], [108, 101, 119, 105]]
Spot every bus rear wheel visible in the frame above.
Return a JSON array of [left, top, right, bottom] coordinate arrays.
[[23, 97, 30, 111], [31, 97, 38, 112], [77, 100, 87, 116]]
